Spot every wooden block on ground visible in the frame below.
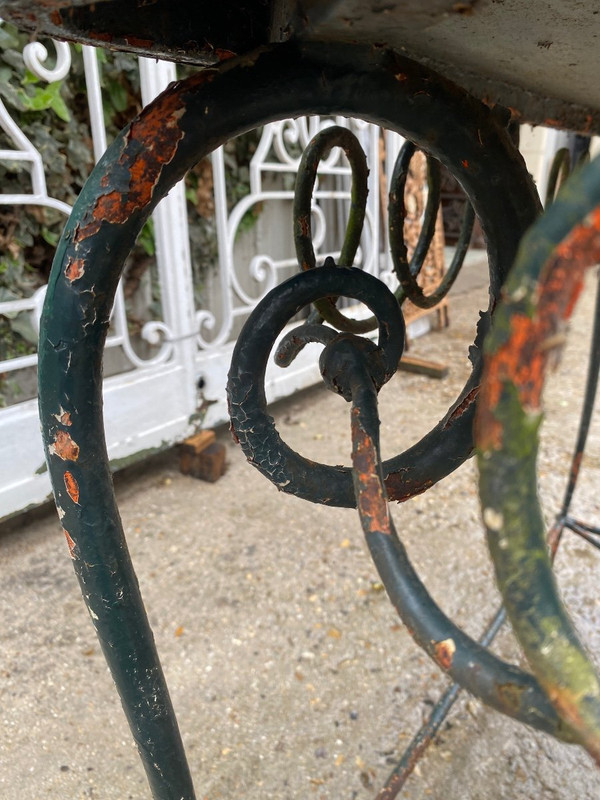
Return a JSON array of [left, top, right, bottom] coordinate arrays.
[[185, 442, 226, 483], [179, 430, 216, 475], [181, 429, 216, 453], [398, 355, 448, 379]]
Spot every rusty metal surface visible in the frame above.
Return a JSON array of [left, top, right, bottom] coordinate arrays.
[[1, 0, 600, 131], [477, 153, 600, 764], [38, 41, 530, 799], [0, 0, 288, 65], [295, 0, 600, 134], [29, 2, 600, 791], [229, 101, 600, 788]]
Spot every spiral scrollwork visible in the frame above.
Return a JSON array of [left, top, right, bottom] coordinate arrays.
[[38, 41, 542, 799], [293, 124, 476, 337], [227, 262, 405, 498], [388, 141, 475, 309], [23, 38, 71, 83], [227, 257, 576, 748]]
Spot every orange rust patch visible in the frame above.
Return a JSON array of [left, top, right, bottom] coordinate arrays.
[[53, 408, 72, 426], [433, 638, 456, 670], [72, 72, 219, 243], [49, 430, 80, 461], [351, 408, 390, 534], [63, 528, 76, 559], [72, 218, 102, 245], [299, 215, 310, 241], [122, 35, 154, 49], [96, 95, 186, 221], [571, 450, 584, 483], [478, 207, 600, 451], [64, 471, 80, 504], [547, 683, 586, 723], [213, 48, 237, 61], [443, 386, 479, 429], [65, 258, 85, 283], [546, 685, 600, 765], [496, 681, 526, 712], [546, 683, 600, 764]]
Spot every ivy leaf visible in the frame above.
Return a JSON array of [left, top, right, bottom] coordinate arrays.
[[17, 82, 71, 122], [0, 67, 27, 110], [0, 26, 20, 50], [41, 226, 60, 247], [49, 88, 70, 123], [22, 68, 40, 86], [9, 311, 38, 345], [138, 220, 155, 256], [106, 78, 128, 113]]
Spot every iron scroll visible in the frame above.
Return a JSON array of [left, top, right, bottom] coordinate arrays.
[[38, 40, 541, 799]]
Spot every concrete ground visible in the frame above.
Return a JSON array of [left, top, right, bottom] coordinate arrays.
[[2, 257, 600, 799]]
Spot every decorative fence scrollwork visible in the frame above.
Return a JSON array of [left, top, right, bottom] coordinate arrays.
[[0, 29, 403, 518], [1, 12, 596, 797]]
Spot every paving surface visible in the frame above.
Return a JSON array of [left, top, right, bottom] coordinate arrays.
[[2, 258, 600, 799]]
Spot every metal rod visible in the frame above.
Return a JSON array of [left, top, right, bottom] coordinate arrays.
[[477, 153, 600, 763], [376, 605, 507, 800]]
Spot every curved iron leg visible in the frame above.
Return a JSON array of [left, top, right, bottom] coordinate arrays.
[[477, 154, 600, 761], [229, 264, 573, 741], [37, 40, 541, 798]]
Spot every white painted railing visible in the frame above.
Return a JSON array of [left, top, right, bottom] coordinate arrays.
[[0, 32, 396, 519], [0, 28, 568, 520]]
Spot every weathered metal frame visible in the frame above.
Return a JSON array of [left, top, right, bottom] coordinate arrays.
[[0, 30, 391, 519], [477, 154, 600, 763], [35, 40, 541, 798]]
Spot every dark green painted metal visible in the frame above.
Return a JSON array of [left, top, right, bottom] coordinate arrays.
[[477, 154, 600, 763], [40, 35, 596, 797], [222, 39, 542, 508], [376, 605, 507, 800], [378, 145, 600, 793], [38, 39, 543, 518], [545, 147, 571, 207], [228, 266, 406, 494], [388, 141, 475, 310], [293, 126, 374, 333], [349, 382, 574, 739], [229, 259, 575, 741], [298, 136, 475, 334], [38, 41, 539, 796], [382, 304, 600, 791], [275, 320, 338, 367]]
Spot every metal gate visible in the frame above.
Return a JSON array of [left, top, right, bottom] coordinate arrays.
[[0, 30, 396, 519], [0, 24, 569, 520]]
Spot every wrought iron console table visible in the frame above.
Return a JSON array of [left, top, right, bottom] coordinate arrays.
[[2, 1, 600, 797]]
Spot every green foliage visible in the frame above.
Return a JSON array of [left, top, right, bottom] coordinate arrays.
[[0, 25, 260, 402], [0, 24, 150, 385], [223, 130, 262, 237], [0, 24, 93, 380]]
